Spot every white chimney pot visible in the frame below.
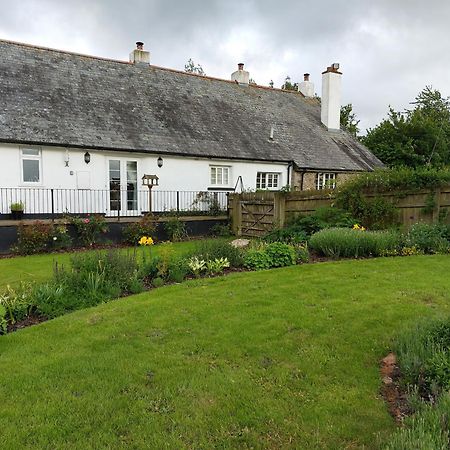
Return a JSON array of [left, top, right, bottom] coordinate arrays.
[[321, 64, 342, 131], [231, 63, 250, 86]]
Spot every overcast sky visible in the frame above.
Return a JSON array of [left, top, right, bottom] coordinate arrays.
[[0, 0, 449, 132]]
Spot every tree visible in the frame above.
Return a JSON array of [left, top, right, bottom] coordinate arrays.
[[362, 87, 450, 168], [340, 104, 360, 137], [184, 59, 206, 76], [281, 76, 298, 91]]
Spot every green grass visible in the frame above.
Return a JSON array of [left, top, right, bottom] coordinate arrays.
[[0, 240, 209, 288], [1, 255, 450, 448]]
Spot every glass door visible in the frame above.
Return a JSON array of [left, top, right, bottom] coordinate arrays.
[[108, 159, 139, 214]]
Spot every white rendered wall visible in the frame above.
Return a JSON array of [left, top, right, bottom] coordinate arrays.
[[321, 71, 342, 131], [0, 143, 288, 214]]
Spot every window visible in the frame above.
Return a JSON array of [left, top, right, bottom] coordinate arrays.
[[316, 173, 337, 190], [256, 172, 280, 189], [210, 166, 230, 186], [21, 148, 41, 183]]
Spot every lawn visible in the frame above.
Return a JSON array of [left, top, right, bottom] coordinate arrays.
[[0, 240, 207, 288], [1, 255, 450, 448]]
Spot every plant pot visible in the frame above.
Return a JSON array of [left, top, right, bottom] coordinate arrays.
[[11, 210, 24, 220]]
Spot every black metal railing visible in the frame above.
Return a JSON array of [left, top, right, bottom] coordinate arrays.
[[0, 188, 230, 218]]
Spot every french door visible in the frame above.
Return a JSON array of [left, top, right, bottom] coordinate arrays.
[[108, 159, 139, 214]]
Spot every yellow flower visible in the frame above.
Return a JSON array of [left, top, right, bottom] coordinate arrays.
[[352, 224, 360, 230], [139, 236, 154, 246]]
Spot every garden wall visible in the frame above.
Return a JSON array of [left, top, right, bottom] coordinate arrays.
[[0, 216, 228, 254], [229, 186, 450, 237]]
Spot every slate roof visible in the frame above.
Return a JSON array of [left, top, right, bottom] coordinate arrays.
[[0, 39, 383, 172]]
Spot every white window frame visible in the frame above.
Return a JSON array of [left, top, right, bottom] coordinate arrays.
[[210, 165, 230, 187], [256, 172, 280, 190], [21, 148, 42, 184], [316, 172, 337, 190]]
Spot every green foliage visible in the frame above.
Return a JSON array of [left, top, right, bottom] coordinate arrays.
[[14, 221, 54, 255], [122, 214, 157, 245], [340, 103, 360, 137], [69, 214, 108, 246], [404, 223, 450, 254], [265, 242, 296, 267], [363, 87, 450, 168], [385, 393, 450, 450], [164, 216, 187, 242], [309, 228, 401, 258], [0, 284, 34, 330], [184, 58, 205, 76], [192, 192, 225, 216], [51, 225, 72, 250], [187, 256, 206, 277], [264, 207, 356, 243], [10, 202, 24, 212], [294, 243, 309, 264], [32, 250, 142, 318], [244, 248, 273, 270], [281, 75, 298, 91], [210, 222, 232, 237], [152, 277, 165, 288], [336, 167, 450, 228], [187, 240, 244, 268], [0, 304, 6, 334], [156, 242, 175, 279], [206, 257, 230, 275], [167, 258, 190, 283]]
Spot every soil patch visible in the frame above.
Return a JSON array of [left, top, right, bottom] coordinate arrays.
[[380, 353, 411, 423], [7, 314, 48, 333]]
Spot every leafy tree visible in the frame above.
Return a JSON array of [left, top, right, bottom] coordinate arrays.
[[249, 78, 257, 86], [281, 76, 298, 91], [362, 87, 450, 168], [340, 103, 360, 137], [184, 59, 205, 76]]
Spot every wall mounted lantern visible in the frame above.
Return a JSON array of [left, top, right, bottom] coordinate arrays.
[[84, 152, 91, 164], [157, 157, 163, 168], [142, 174, 159, 212]]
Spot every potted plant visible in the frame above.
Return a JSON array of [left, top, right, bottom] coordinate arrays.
[[10, 202, 24, 220]]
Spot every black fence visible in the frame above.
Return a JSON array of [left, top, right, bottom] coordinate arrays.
[[0, 188, 230, 218]]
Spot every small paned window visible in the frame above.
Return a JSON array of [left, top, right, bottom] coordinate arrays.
[[210, 166, 230, 186], [315, 173, 337, 190], [256, 172, 280, 189]]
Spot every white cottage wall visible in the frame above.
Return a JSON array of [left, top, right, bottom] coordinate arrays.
[[0, 143, 289, 215]]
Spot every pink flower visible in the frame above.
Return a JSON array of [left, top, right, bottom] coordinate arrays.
[[84, 219, 90, 224]]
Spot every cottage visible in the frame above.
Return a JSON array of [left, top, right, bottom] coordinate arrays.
[[0, 39, 383, 216]]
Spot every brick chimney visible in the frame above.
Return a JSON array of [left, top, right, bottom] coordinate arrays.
[[321, 63, 342, 131], [299, 73, 314, 98], [231, 63, 250, 86], [129, 41, 150, 66]]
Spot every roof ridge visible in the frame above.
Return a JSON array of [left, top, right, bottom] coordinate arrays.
[[0, 37, 305, 96]]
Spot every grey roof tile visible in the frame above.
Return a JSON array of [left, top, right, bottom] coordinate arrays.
[[0, 40, 384, 171]]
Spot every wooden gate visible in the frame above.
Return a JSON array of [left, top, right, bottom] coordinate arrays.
[[229, 192, 284, 237]]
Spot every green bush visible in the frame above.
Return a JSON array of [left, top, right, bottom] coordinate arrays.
[[187, 240, 244, 268], [122, 214, 158, 245], [167, 258, 190, 283], [164, 216, 187, 242], [263, 207, 356, 243], [0, 284, 34, 331], [294, 243, 309, 264], [265, 242, 296, 267], [244, 249, 273, 270], [152, 277, 165, 288], [51, 224, 72, 250], [69, 214, 108, 246], [210, 222, 232, 237], [309, 228, 401, 258], [404, 223, 450, 254], [14, 221, 54, 255]]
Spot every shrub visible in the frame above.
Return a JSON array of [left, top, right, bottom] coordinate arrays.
[[263, 207, 356, 243], [188, 256, 207, 277], [10, 201, 24, 212], [51, 224, 72, 250], [309, 228, 401, 258], [187, 240, 244, 268], [294, 243, 309, 264], [164, 216, 187, 242], [167, 258, 190, 283], [265, 242, 296, 267], [0, 284, 34, 329], [244, 248, 273, 270], [122, 214, 158, 245], [156, 242, 176, 279], [403, 223, 450, 254], [206, 257, 230, 275], [210, 223, 232, 237], [69, 214, 108, 246], [152, 277, 165, 288], [14, 221, 54, 254]]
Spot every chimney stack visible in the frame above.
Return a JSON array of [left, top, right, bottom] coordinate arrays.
[[130, 41, 150, 66], [231, 63, 250, 86], [321, 63, 342, 131], [299, 73, 314, 98]]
